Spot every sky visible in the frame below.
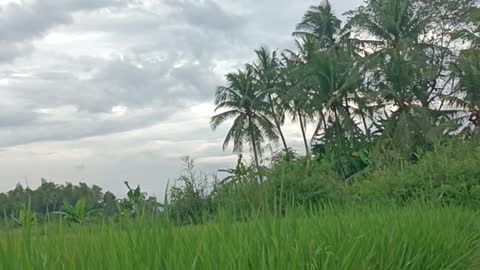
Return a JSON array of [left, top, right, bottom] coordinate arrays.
[[0, 0, 363, 196]]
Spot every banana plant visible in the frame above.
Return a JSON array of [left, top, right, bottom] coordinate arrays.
[[54, 199, 99, 224], [12, 208, 37, 227], [121, 182, 146, 216]]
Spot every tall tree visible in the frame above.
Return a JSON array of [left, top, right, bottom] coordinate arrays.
[[280, 39, 317, 157], [450, 49, 480, 129], [251, 47, 290, 154], [211, 68, 278, 169], [294, 0, 343, 49], [345, 0, 428, 47], [346, 0, 450, 147]]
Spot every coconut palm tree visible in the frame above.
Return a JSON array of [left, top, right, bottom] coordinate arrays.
[[293, 0, 343, 49], [346, 0, 437, 132], [307, 48, 362, 143], [466, 7, 480, 46], [345, 0, 428, 48], [447, 49, 480, 129], [292, 2, 366, 145], [280, 40, 317, 157], [250, 47, 290, 154], [211, 67, 278, 169], [344, 0, 475, 160], [460, 50, 480, 128]]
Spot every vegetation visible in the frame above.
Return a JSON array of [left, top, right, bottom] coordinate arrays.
[[0, 181, 159, 225], [212, 0, 480, 176], [0, 207, 478, 270], [0, 0, 479, 269]]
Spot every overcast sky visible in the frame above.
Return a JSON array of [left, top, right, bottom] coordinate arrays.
[[0, 0, 363, 196]]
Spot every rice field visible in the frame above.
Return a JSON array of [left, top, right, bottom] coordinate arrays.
[[0, 206, 478, 270]]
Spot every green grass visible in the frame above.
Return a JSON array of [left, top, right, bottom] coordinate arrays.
[[0, 206, 478, 270]]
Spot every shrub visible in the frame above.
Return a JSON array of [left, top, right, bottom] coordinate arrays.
[[352, 136, 480, 206], [168, 157, 214, 224], [211, 158, 346, 217]]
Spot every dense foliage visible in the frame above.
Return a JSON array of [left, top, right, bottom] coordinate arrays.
[[212, 0, 480, 176]]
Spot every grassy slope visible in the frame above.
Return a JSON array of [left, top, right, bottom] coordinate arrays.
[[0, 206, 478, 270]]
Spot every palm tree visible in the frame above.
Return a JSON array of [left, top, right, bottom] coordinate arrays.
[[466, 7, 480, 46], [448, 49, 480, 129], [308, 48, 362, 142], [346, 0, 437, 134], [294, 0, 343, 49], [251, 47, 290, 154], [293, 1, 365, 143], [280, 43, 315, 157], [292, 3, 365, 149], [345, 0, 428, 48], [211, 67, 278, 168], [460, 50, 480, 128]]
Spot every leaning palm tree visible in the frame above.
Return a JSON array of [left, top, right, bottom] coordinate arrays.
[[250, 47, 289, 154], [211, 67, 278, 169]]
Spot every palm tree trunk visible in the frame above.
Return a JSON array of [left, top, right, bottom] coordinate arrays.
[[360, 109, 371, 141], [311, 110, 328, 144], [248, 115, 261, 169], [298, 110, 311, 174], [312, 120, 322, 145], [320, 110, 328, 133], [298, 110, 310, 156], [268, 94, 289, 153]]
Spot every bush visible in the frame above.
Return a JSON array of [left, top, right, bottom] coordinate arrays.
[[211, 158, 345, 217], [168, 157, 214, 224], [266, 159, 346, 209], [352, 136, 480, 206], [170, 136, 480, 222]]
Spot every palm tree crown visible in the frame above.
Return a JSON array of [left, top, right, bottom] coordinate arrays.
[[211, 67, 278, 167]]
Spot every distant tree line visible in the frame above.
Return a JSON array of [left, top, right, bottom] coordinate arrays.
[[0, 179, 159, 222]]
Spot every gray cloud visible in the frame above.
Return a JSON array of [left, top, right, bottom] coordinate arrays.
[[165, 0, 244, 31], [0, 108, 171, 147], [0, 0, 125, 63], [0, 0, 125, 40], [0, 0, 363, 194], [0, 109, 38, 127], [0, 41, 33, 62]]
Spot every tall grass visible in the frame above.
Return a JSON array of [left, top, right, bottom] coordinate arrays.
[[0, 206, 478, 270]]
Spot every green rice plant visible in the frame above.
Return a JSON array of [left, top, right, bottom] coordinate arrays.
[[0, 206, 478, 270]]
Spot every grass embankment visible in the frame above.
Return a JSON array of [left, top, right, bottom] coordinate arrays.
[[0, 206, 478, 270]]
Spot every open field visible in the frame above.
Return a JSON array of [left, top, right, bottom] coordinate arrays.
[[0, 206, 478, 270]]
